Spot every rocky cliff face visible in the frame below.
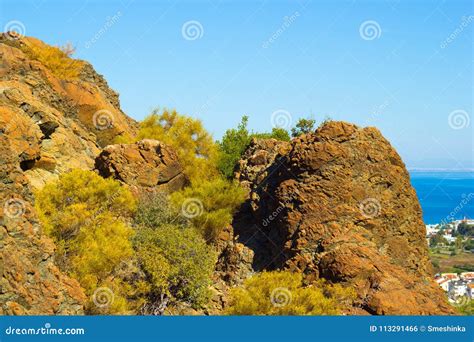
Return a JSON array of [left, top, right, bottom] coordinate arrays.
[[0, 35, 137, 314], [231, 121, 453, 315], [0, 133, 85, 314], [0, 34, 137, 190]]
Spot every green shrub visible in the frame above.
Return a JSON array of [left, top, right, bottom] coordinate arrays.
[[291, 117, 316, 137], [134, 192, 189, 229], [134, 225, 217, 314], [170, 178, 246, 242], [217, 115, 290, 179], [226, 271, 356, 315]]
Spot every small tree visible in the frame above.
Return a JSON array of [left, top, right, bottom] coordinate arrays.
[[226, 271, 355, 315], [218, 115, 290, 179], [253, 127, 291, 141], [217, 115, 252, 179], [291, 117, 316, 137], [138, 109, 220, 183]]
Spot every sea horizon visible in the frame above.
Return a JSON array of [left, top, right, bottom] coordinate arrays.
[[409, 170, 474, 225]]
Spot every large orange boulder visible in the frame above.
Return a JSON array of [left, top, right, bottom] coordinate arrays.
[[95, 139, 187, 193], [232, 121, 454, 315]]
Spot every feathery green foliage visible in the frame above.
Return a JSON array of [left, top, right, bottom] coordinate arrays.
[[22, 41, 84, 80], [134, 225, 216, 311], [170, 178, 246, 242], [35, 169, 136, 314], [138, 109, 220, 183]]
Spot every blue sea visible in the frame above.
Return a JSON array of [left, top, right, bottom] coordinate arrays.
[[409, 171, 474, 225]]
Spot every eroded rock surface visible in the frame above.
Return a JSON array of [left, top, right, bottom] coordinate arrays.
[[0, 134, 85, 314], [0, 35, 137, 190], [231, 121, 453, 315], [94, 139, 187, 193], [0, 34, 136, 315]]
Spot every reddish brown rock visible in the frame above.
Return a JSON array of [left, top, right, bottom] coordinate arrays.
[[0, 34, 137, 190], [95, 139, 187, 193], [0, 134, 85, 315], [0, 35, 138, 315], [232, 121, 454, 315]]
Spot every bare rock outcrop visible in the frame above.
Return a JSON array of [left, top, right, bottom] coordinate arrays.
[[0, 134, 85, 315], [0, 35, 137, 190], [94, 139, 187, 193], [0, 35, 137, 315], [232, 121, 454, 315]]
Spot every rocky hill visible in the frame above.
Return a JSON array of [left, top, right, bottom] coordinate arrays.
[[0, 35, 453, 315], [231, 122, 453, 314], [0, 34, 136, 314]]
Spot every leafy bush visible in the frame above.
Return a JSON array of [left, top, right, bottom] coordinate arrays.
[[22, 41, 84, 80], [138, 109, 220, 182], [217, 115, 290, 179], [134, 225, 217, 314], [35, 169, 136, 313], [226, 271, 356, 315], [134, 191, 189, 229], [291, 117, 316, 137], [170, 177, 246, 242]]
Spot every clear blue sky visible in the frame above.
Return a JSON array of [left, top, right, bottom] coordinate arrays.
[[2, 0, 472, 169]]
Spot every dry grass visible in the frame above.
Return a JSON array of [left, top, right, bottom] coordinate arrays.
[[22, 42, 84, 80]]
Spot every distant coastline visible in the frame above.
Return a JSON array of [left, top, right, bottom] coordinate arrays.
[[408, 168, 474, 173]]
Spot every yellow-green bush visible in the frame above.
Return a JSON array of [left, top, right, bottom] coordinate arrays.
[[170, 177, 246, 242], [134, 225, 217, 313], [226, 271, 356, 315], [22, 42, 84, 80], [137, 109, 220, 182], [35, 169, 137, 314]]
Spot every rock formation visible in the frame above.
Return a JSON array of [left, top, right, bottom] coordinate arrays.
[[0, 34, 453, 315], [0, 34, 137, 190], [0, 34, 136, 314], [231, 121, 454, 315], [0, 133, 85, 314], [95, 139, 187, 193]]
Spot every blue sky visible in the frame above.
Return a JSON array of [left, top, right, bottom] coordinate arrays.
[[2, 0, 472, 169]]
